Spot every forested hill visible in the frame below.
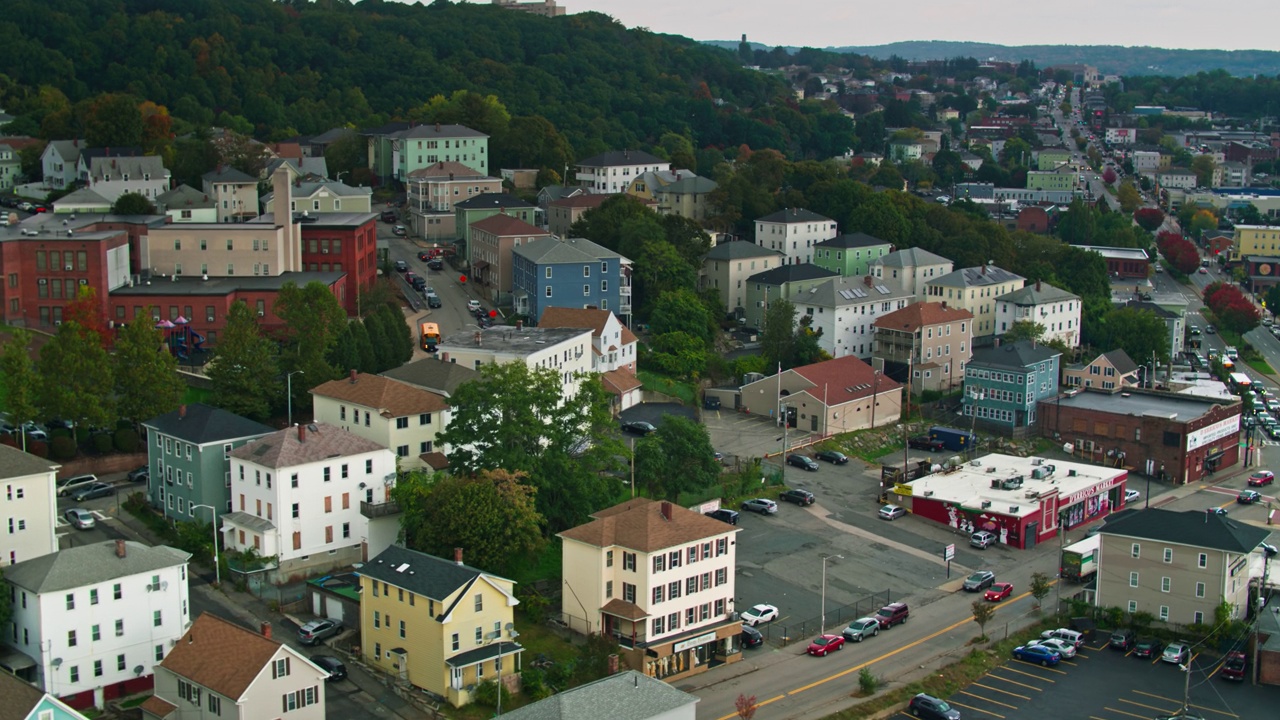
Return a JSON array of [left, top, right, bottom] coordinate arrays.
[[0, 0, 854, 161]]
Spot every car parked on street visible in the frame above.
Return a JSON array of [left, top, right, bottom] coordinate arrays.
[[878, 504, 906, 520], [1221, 650, 1247, 681], [786, 454, 819, 471], [56, 474, 99, 497], [394, 260, 408, 271], [298, 619, 342, 646], [984, 582, 1013, 602], [466, 299, 482, 312], [128, 465, 150, 483], [806, 634, 844, 656], [814, 450, 848, 464], [1013, 644, 1062, 666], [1124, 489, 1141, 503], [312, 655, 347, 682], [740, 624, 763, 648], [64, 508, 95, 530], [907, 693, 961, 720], [841, 617, 880, 643], [963, 571, 996, 592], [1248, 470, 1274, 486], [874, 602, 909, 629], [392, 225, 407, 236], [427, 258, 444, 270], [740, 604, 778, 626], [740, 498, 778, 515], [778, 488, 816, 505], [72, 482, 116, 502]]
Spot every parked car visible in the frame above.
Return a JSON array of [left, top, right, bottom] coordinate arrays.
[[778, 488, 816, 505], [426, 293, 442, 308], [1162, 642, 1190, 665], [1248, 470, 1274, 487], [1109, 629, 1136, 651], [1013, 644, 1062, 666], [298, 619, 342, 646], [878, 504, 906, 521], [1040, 628, 1084, 648], [311, 655, 347, 682], [970, 530, 996, 549], [874, 602, 909, 629], [128, 465, 150, 483], [1220, 650, 1247, 681], [806, 634, 845, 656], [963, 571, 996, 592], [1133, 637, 1164, 659], [786, 454, 819, 471], [1124, 489, 1141, 503], [907, 693, 961, 720], [56, 474, 99, 497], [814, 450, 848, 464], [417, 251, 432, 261], [1030, 637, 1077, 659], [394, 260, 408, 272], [467, 299, 482, 312], [1238, 490, 1262, 504], [64, 508, 95, 530], [392, 225, 407, 236], [621, 421, 656, 436], [740, 604, 778, 626], [705, 509, 739, 525], [740, 624, 763, 648], [908, 435, 946, 452], [841, 617, 880, 643], [740, 498, 778, 515], [984, 582, 1013, 602], [73, 482, 116, 502], [427, 258, 444, 270]]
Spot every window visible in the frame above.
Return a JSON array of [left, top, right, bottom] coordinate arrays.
[[1161, 577, 1171, 593], [623, 552, 636, 571], [605, 580, 613, 598], [155, 644, 164, 662], [396, 417, 409, 429], [653, 555, 665, 573], [374, 611, 381, 628], [545, 286, 552, 298], [92, 624, 101, 641], [1128, 600, 1137, 613], [66, 593, 74, 610], [154, 610, 163, 627], [1195, 582, 1206, 598], [1163, 548, 1173, 563], [1198, 553, 1208, 568], [1129, 571, 1139, 587], [1131, 543, 1140, 559], [69, 666, 79, 683], [116, 619, 124, 636], [399, 620, 406, 639], [653, 585, 664, 603], [68, 630, 77, 647], [451, 633, 460, 651], [1159, 605, 1169, 621], [474, 594, 483, 612], [475, 627, 483, 645], [208, 694, 222, 714], [606, 550, 613, 567], [273, 657, 290, 678], [715, 567, 727, 586], [117, 654, 126, 672], [623, 583, 636, 603]]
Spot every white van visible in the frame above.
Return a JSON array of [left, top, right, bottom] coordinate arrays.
[[56, 474, 100, 497]]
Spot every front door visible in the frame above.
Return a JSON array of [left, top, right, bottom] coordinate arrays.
[[451, 666, 463, 690], [391, 650, 408, 681]]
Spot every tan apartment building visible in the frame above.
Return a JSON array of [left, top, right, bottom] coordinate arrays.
[[309, 371, 451, 470], [700, 241, 785, 318], [1096, 509, 1271, 626], [558, 498, 743, 683], [202, 166, 260, 223], [406, 161, 502, 241], [869, 247, 954, 295], [873, 301, 973, 394], [1229, 224, 1280, 263], [923, 264, 1025, 338], [469, 214, 551, 304], [1062, 349, 1140, 390], [652, 175, 717, 223]]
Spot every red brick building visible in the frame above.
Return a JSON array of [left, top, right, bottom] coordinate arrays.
[[294, 213, 379, 316], [0, 225, 132, 329], [1016, 206, 1052, 233]]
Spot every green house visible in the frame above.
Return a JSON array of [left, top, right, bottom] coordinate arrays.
[[743, 263, 838, 329], [962, 340, 1061, 431], [364, 122, 489, 184], [813, 233, 893, 277], [1037, 147, 1072, 172], [142, 403, 274, 523]]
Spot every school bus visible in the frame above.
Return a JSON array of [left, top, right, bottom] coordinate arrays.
[[420, 322, 440, 352]]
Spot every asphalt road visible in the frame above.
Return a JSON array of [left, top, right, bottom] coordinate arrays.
[[382, 225, 493, 358]]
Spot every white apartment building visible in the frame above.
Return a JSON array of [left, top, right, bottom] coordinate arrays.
[[870, 247, 954, 295], [3, 540, 191, 708], [309, 371, 451, 470], [754, 208, 838, 265], [202, 167, 260, 223], [797, 275, 915, 359], [558, 499, 743, 683], [438, 326, 594, 400], [1104, 128, 1137, 145], [80, 155, 171, 204], [221, 424, 398, 582], [1, 445, 60, 567], [537, 307, 638, 374], [575, 150, 670, 194], [994, 280, 1082, 348]]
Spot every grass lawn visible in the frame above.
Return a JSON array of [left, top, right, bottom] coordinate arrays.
[[636, 370, 696, 404], [1247, 357, 1275, 375]]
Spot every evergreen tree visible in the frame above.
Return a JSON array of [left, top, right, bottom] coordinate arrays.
[[0, 330, 41, 444], [376, 303, 413, 367], [363, 310, 394, 372], [38, 322, 115, 428], [275, 281, 348, 407], [113, 314, 186, 425], [206, 302, 280, 421]]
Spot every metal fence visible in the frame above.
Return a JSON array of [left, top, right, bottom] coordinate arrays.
[[754, 590, 894, 648]]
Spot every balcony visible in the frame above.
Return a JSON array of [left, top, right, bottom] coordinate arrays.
[[360, 500, 402, 519]]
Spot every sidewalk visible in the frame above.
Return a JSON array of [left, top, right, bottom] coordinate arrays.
[[109, 508, 428, 720]]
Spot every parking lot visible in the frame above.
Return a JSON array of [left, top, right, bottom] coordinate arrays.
[[888, 634, 1280, 720]]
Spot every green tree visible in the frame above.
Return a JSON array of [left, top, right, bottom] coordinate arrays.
[[206, 302, 281, 421], [394, 469, 544, 577], [970, 600, 995, 640], [37, 321, 115, 428], [376, 303, 413, 367], [322, 130, 365, 180], [1093, 306, 1171, 365], [81, 93, 143, 148], [1116, 181, 1142, 214], [0, 330, 41, 445], [113, 314, 185, 425], [492, 115, 574, 175], [646, 331, 710, 379], [1189, 209, 1218, 239], [649, 289, 714, 344], [364, 310, 395, 373], [760, 298, 797, 370], [1030, 571, 1053, 609], [112, 192, 156, 215], [1191, 155, 1216, 188], [633, 416, 721, 501], [1003, 320, 1047, 343], [274, 281, 349, 406]]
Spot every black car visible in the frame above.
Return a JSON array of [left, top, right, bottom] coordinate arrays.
[[741, 624, 763, 648], [427, 259, 444, 270], [410, 277, 427, 291], [127, 465, 150, 483], [705, 509, 739, 525], [312, 654, 347, 682], [622, 421, 656, 436], [1109, 629, 1135, 651], [814, 450, 848, 465], [394, 260, 408, 272], [908, 435, 946, 452], [779, 488, 816, 506], [786, 454, 819, 471], [907, 693, 960, 720], [418, 251, 432, 261], [1133, 637, 1163, 659]]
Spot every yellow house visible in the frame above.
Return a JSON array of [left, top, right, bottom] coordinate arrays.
[[923, 264, 1025, 338], [359, 545, 521, 707], [1229, 224, 1280, 263]]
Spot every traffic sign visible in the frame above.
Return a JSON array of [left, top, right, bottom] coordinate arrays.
[[944, 544, 956, 561]]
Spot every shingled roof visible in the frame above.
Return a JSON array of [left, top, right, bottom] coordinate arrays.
[[230, 423, 387, 469], [1100, 508, 1272, 554], [142, 403, 274, 446], [158, 614, 309, 702], [559, 498, 738, 553], [310, 372, 449, 416], [873, 301, 973, 331]]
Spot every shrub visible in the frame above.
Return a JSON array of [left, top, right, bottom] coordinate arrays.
[[90, 432, 113, 454], [113, 428, 141, 453], [520, 667, 551, 700], [471, 679, 510, 709], [859, 666, 879, 695], [49, 435, 77, 461]]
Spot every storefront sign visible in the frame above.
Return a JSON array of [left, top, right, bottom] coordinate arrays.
[[673, 632, 717, 653], [1186, 415, 1240, 452], [1060, 477, 1123, 507], [893, 483, 914, 497]]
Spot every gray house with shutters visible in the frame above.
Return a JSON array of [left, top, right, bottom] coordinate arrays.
[[142, 404, 274, 523]]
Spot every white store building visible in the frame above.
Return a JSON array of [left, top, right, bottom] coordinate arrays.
[[754, 208, 838, 265], [438, 325, 594, 401]]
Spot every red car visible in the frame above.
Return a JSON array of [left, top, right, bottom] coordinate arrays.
[[806, 634, 845, 656], [1248, 471, 1274, 487], [985, 582, 1014, 602]]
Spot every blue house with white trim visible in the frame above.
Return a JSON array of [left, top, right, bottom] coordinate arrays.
[[513, 236, 632, 324], [963, 340, 1061, 434]]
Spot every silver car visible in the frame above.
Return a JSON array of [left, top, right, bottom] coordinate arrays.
[[841, 617, 880, 643], [878, 504, 906, 520], [64, 508, 95, 530], [740, 498, 778, 514]]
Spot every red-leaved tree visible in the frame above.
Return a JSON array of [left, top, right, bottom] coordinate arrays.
[[1134, 207, 1165, 232], [1102, 167, 1117, 184], [1203, 281, 1261, 334], [1156, 231, 1199, 275]]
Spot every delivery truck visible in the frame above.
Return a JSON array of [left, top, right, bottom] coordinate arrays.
[[1060, 534, 1100, 583], [928, 426, 976, 452]]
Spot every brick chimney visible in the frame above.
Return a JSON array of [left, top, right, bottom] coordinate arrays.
[[178, 404, 187, 419], [349, 369, 358, 383], [115, 539, 127, 558], [260, 622, 272, 639], [608, 653, 620, 674], [863, 275, 873, 287], [942, 301, 948, 309], [474, 331, 482, 346], [516, 320, 523, 330], [454, 548, 464, 566], [297, 424, 306, 443], [660, 501, 673, 520], [1036, 279, 1042, 292]]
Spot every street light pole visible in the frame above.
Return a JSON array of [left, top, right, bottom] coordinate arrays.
[[820, 554, 843, 634], [191, 504, 220, 587], [286, 370, 305, 427]]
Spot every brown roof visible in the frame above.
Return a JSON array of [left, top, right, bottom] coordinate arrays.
[[158, 614, 282, 701], [601, 598, 650, 621], [471, 214, 548, 237], [229, 422, 388, 469], [601, 369, 642, 396], [312, 372, 450, 417], [139, 696, 178, 718], [0, 670, 45, 719], [873, 301, 973, 331], [407, 160, 488, 179], [421, 451, 450, 470], [548, 194, 613, 210], [538, 307, 638, 345], [789, 355, 902, 407], [558, 498, 737, 552], [269, 142, 303, 160]]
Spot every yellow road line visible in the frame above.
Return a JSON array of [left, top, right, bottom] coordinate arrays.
[[959, 691, 1017, 710], [947, 700, 1006, 719], [985, 673, 1046, 692], [971, 682, 1030, 700], [1103, 706, 1152, 720]]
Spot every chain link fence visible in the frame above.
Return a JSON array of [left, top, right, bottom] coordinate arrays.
[[753, 590, 894, 648]]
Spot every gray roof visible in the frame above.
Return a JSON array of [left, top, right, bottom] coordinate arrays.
[[1100, 508, 1271, 554], [230, 423, 386, 469], [111, 271, 346, 297], [928, 265, 1025, 289], [995, 281, 1079, 306], [1100, 349, 1139, 375], [746, 263, 838, 286], [802, 275, 914, 308], [537, 185, 584, 203], [359, 545, 507, 608], [515, 236, 627, 265], [577, 150, 666, 167], [54, 187, 112, 206], [969, 340, 1060, 369], [498, 670, 698, 720], [46, 139, 84, 164], [4, 541, 190, 594], [381, 357, 480, 397], [156, 183, 216, 210], [202, 166, 256, 183], [660, 175, 718, 194], [141, 403, 274, 445], [1119, 299, 1178, 319], [454, 193, 535, 210], [441, 326, 592, 355], [0, 670, 46, 718], [704, 240, 782, 261], [308, 127, 356, 145], [0, 444, 60, 480], [86, 154, 168, 179], [873, 247, 952, 269], [756, 207, 834, 224], [264, 157, 329, 180], [814, 232, 891, 250], [395, 124, 488, 140], [1051, 387, 1233, 423], [261, 180, 371, 206]]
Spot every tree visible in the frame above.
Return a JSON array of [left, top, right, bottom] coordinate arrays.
[[1117, 181, 1141, 214], [38, 322, 115, 429], [649, 289, 714, 344], [1203, 281, 1261, 335], [1102, 167, 1117, 185], [1093, 306, 1171, 365], [0, 330, 41, 445], [1266, 285, 1280, 320], [1189, 209, 1218, 239], [646, 331, 710, 379], [394, 469, 544, 577], [274, 281, 349, 407], [81, 93, 144, 147], [1133, 207, 1165, 233], [375, 303, 413, 367], [1003, 321, 1046, 343], [1156, 231, 1200, 275], [1191, 154, 1216, 188], [112, 192, 156, 215], [206, 302, 281, 421], [633, 416, 722, 501], [322, 130, 365, 180], [970, 600, 995, 640], [735, 694, 759, 720], [1030, 572, 1052, 609], [113, 314, 185, 425], [760, 298, 797, 370]]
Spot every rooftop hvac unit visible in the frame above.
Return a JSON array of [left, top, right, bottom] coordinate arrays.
[[990, 479, 1002, 489], [1009, 506, 1020, 513], [923, 490, 934, 497], [1068, 469, 1078, 477], [1032, 458, 1044, 466], [981, 500, 992, 509]]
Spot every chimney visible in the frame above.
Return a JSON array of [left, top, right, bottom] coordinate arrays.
[[608, 654, 620, 675], [115, 539, 127, 558], [260, 622, 272, 639], [441, 352, 450, 363], [435, 122, 441, 131], [454, 548, 464, 566], [516, 320, 523, 330], [863, 275, 873, 287], [297, 424, 306, 443], [660, 501, 673, 520], [1032, 339, 1038, 349], [942, 301, 948, 309], [179, 404, 187, 419], [981, 264, 987, 275], [449, 172, 454, 181], [349, 369, 358, 383], [1036, 279, 1042, 291]]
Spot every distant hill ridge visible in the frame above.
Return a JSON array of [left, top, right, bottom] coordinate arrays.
[[704, 39, 1280, 77]]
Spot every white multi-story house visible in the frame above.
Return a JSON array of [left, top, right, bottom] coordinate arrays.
[[3, 540, 191, 709], [220, 423, 398, 582], [537, 307, 642, 412], [309, 371, 451, 470], [754, 208, 837, 265], [1104, 128, 1137, 145], [79, 154, 171, 205], [558, 499, 743, 683], [40, 140, 85, 190], [154, 184, 218, 223], [1, 445, 60, 567], [438, 326, 594, 401], [144, 613, 329, 720], [796, 274, 914, 359], [575, 150, 670, 194], [994, 280, 1082, 348], [201, 167, 260, 223], [870, 247, 954, 295]]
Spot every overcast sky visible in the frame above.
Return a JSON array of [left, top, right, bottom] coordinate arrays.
[[554, 0, 1271, 51]]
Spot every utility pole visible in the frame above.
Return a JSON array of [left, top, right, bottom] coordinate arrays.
[[629, 437, 636, 499], [820, 554, 843, 634]]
